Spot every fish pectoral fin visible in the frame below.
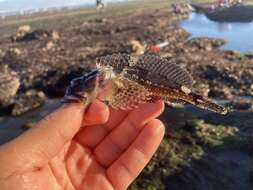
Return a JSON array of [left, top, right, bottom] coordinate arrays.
[[108, 79, 151, 110]]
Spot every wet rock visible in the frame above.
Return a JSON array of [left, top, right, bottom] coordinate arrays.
[[129, 40, 145, 55], [51, 31, 60, 41], [223, 50, 243, 61], [194, 83, 210, 97], [187, 37, 226, 50], [11, 25, 31, 42], [17, 25, 31, 34], [244, 53, 253, 59], [185, 120, 238, 146], [0, 49, 5, 57], [227, 98, 253, 111], [44, 41, 55, 51], [209, 89, 227, 99], [14, 29, 51, 42], [222, 86, 234, 99], [129, 118, 245, 190], [250, 85, 253, 96], [92, 18, 108, 23], [11, 90, 46, 116], [8, 48, 22, 56], [171, 3, 193, 15], [0, 65, 20, 105]]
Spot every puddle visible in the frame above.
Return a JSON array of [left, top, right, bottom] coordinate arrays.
[[180, 13, 253, 52]]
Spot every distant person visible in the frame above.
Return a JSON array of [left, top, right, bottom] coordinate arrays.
[[96, 0, 105, 9]]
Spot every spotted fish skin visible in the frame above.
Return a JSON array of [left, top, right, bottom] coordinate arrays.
[[64, 53, 228, 115]]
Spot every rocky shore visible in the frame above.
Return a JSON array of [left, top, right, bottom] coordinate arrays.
[[0, 7, 252, 116], [0, 4, 252, 190]]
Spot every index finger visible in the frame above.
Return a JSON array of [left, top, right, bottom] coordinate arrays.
[[83, 99, 110, 126]]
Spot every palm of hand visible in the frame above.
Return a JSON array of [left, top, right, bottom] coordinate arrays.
[[0, 101, 164, 190]]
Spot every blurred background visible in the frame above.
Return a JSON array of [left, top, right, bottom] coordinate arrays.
[[0, 0, 126, 15], [0, 0, 252, 189]]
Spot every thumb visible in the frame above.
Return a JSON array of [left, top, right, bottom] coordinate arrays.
[[1, 100, 109, 167]]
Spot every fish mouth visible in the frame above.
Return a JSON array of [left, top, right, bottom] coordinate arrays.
[[62, 94, 85, 103], [63, 69, 100, 103]]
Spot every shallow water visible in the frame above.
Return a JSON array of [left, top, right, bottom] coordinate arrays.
[[0, 99, 61, 145], [180, 13, 253, 52]]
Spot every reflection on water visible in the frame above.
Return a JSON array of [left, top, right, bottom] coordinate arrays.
[[180, 13, 253, 52], [0, 99, 61, 145]]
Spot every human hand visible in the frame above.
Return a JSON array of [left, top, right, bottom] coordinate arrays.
[[0, 100, 165, 190]]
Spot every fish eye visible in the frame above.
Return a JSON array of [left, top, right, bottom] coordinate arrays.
[[70, 78, 82, 86]]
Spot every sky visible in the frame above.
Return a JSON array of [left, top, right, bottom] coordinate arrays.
[[0, 0, 127, 13]]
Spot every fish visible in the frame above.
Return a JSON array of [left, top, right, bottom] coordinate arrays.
[[64, 53, 228, 115]]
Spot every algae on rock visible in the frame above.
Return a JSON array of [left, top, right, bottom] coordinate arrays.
[[129, 119, 240, 190]]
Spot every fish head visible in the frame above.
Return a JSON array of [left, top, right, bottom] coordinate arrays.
[[64, 70, 99, 104]]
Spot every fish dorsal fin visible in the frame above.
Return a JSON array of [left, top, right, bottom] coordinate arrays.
[[132, 54, 194, 89], [96, 54, 132, 74], [96, 54, 193, 90]]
